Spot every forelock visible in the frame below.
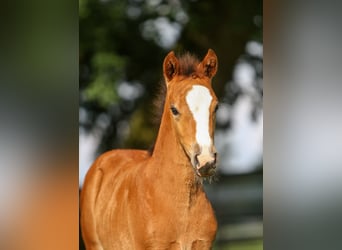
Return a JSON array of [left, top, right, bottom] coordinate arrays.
[[178, 53, 200, 77]]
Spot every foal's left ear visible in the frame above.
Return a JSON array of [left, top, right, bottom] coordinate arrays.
[[199, 49, 218, 79]]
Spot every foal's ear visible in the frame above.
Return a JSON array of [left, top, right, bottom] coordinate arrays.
[[199, 49, 218, 79], [163, 51, 179, 84]]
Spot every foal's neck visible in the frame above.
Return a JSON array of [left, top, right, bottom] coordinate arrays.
[[150, 108, 201, 192]]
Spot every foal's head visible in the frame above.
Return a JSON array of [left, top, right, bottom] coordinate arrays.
[[162, 49, 219, 178]]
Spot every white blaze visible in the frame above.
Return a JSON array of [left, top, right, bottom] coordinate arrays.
[[186, 85, 213, 149]]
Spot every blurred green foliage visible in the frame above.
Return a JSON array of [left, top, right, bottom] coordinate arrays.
[[84, 52, 126, 107], [213, 239, 263, 250]]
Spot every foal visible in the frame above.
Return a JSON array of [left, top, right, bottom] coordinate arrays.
[[81, 49, 219, 250]]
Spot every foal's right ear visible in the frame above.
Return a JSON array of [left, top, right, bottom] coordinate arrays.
[[163, 51, 179, 85]]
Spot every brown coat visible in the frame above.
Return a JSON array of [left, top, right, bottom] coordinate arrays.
[[81, 49, 219, 250]]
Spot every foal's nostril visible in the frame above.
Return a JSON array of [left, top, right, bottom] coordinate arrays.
[[213, 152, 217, 164], [192, 153, 200, 168], [195, 154, 199, 167]]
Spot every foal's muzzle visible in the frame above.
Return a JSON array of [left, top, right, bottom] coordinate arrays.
[[194, 152, 217, 177]]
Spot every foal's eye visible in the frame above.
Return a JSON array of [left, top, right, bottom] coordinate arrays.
[[170, 106, 180, 116]]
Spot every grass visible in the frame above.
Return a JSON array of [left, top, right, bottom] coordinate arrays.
[[213, 239, 263, 250]]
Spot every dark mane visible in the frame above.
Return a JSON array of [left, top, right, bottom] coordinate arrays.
[[149, 52, 200, 154], [178, 53, 200, 77]]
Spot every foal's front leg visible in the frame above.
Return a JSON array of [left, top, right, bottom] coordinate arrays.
[[191, 239, 214, 250]]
